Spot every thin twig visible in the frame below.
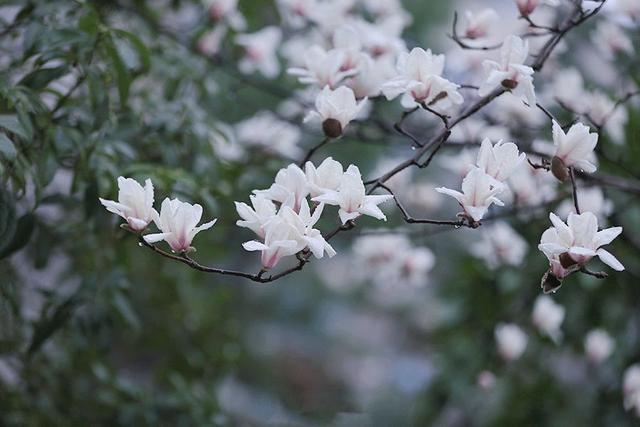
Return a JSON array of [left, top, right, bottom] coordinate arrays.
[[569, 167, 580, 214]]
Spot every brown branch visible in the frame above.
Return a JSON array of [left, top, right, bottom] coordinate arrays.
[[299, 137, 331, 166], [569, 167, 581, 214]]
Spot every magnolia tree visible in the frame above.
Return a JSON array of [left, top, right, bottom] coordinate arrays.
[[1, 0, 640, 424]]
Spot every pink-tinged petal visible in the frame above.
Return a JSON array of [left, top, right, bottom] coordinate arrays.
[[127, 217, 149, 231], [596, 248, 624, 271], [338, 209, 360, 224], [594, 226, 622, 248], [99, 198, 127, 217], [538, 242, 567, 258], [568, 246, 597, 258], [435, 187, 465, 203], [242, 240, 269, 251], [144, 233, 172, 244], [312, 191, 341, 206], [358, 203, 387, 221]]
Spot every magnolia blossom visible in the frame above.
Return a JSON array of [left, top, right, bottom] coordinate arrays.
[[531, 295, 565, 343], [100, 177, 157, 231], [313, 165, 393, 224], [624, 365, 640, 417], [305, 157, 344, 198], [276, 0, 318, 28], [584, 329, 615, 363], [515, 0, 559, 16], [352, 234, 435, 297], [585, 91, 628, 143], [305, 86, 367, 137], [436, 168, 505, 222], [254, 164, 309, 213], [470, 222, 528, 269], [243, 201, 335, 268], [381, 47, 463, 110], [206, 0, 246, 30], [550, 121, 598, 180], [593, 21, 634, 59], [235, 195, 277, 239], [495, 323, 528, 361], [345, 54, 396, 99], [288, 45, 356, 88], [235, 27, 282, 78], [144, 198, 216, 253], [479, 35, 536, 105], [463, 9, 499, 39], [476, 138, 526, 183], [538, 212, 624, 279], [235, 112, 302, 158], [548, 68, 587, 113]]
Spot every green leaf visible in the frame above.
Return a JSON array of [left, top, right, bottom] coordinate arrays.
[[0, 115, 29, 139], [0, 133, 17, 159], [112, 29, 151, 74], [0, 190, 17, 256], [18, 65, 69, 91], [104, 36, 131, 107], [0, 213, 36, 259], [27, 294, 81, 357]]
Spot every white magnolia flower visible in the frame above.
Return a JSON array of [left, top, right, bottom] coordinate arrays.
[[508, 163, 557, 207], [345, 54, 397, 99], [279, 201, 336, 259], [100, 177, 158, 232], [352, 234, 435, 293], [381, 47, 463, 110], [235, 195, 277, 239], [206, 0, 246, 30], [197, 26, 228, 57], [242, 215, 302, 269], [593, 21, 634, 59], [243, 201, 335, 268], [625, 365, 640, 413], [538, 211, 624, 279], [436, 168, 505, 222], [531, 295, 565, 343], [548, 68, 588, 113], [235, 27, 282, 78], [254, 164, 309, 213], [288, 45, 357, 88], [313, 165, 394, 224], [463, 9, 499, 39], [585, 91, 628, 143], [304, 86, 367, 137], [144, 198, 216, 253], [479, 35, 536, 105], [476, 138, 526, 183], [515, 0, 559, 16], [305, 157, 344, 198], [551, 121, 598, 179], [584, 329, 615, 363], [276, 0, 318, 28], [495, 323, 528, 361], [470, 222, 528, 269], [235, 112, 302, 159]]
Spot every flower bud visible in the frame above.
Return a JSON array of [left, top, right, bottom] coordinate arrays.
[[322, 118, 343, 138], [551, 156, 569, 181], [501, 79, 519, 90]]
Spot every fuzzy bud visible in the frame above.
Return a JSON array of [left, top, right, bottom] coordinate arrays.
[[322, 118, 343, 138], [551, 156, 569, 181], [501, 79, 519, 90]]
